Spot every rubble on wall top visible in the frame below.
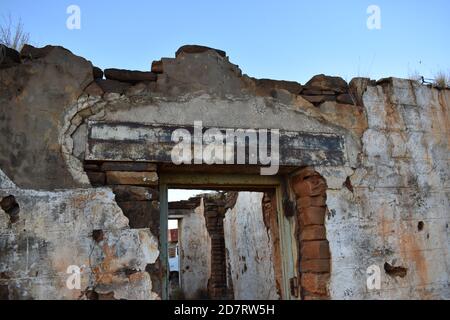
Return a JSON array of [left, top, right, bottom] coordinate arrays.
[[175, 44, 227, 58], [1, 43, 448, 109]]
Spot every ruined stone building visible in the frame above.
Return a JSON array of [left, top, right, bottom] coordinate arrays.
[[169, 191, 280, 300], [0, 43, 449, 300]]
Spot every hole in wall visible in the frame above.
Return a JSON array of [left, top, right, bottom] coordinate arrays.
[[343, 176, 354, 193], [417, 221, 424, 231], [0, 195, 20, 223], [92, 229, 104, 242], [384, 262, 407, 278]]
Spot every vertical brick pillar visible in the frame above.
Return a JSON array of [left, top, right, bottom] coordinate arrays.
[[291, 167, 331, 300], [204, 200, 228, 299]]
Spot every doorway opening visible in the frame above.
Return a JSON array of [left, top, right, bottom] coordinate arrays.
[[166, 188, 283, 300]]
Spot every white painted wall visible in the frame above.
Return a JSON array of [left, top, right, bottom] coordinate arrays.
[[179, 199, 211, 299], [322, 80, 450, 300], [224, 192, 279, 300]]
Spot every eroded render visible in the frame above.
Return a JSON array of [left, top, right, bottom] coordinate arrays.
[[0, 44, 449, 300]]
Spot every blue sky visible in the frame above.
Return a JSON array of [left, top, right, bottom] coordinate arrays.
[[2, 0, 449, 84]]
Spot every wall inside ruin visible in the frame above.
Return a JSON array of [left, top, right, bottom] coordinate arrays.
[[224, 192, 279, 300], [178, 199, 211, 299]]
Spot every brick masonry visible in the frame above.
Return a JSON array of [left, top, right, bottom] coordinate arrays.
[[291, 167, 331, 300], [203, 197, 229, 299], [1, 43, 449, 300], [83, 160, 163, 297]]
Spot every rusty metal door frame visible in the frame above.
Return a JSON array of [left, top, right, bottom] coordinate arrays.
[[159, 173, 298, 300]]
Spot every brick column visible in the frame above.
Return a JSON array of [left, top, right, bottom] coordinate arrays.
[[204, 200, 228, 300], [291, 167, 331, 300]]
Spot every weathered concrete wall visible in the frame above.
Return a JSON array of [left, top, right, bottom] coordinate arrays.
[[0, 45, 93, 190], [1, 43, 449, 300], [320, 78, 450, 299], [224, 192, 279, 300], [0, 169, 159, 300], [178, 199, 211, 299]]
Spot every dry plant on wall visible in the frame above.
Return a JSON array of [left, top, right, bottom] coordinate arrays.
[[0, 14, 30, 51], [408, 70, 423, 85], [433, 70, 450, 89]]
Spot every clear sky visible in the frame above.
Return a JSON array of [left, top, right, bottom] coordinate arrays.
[[2, 0, 449, 84]]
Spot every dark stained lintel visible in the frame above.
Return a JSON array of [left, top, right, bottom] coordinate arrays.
[[85, 121, 346, 168]]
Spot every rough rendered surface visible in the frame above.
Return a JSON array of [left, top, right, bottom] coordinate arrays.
[[224, 192, 279, 300], [0, 174, 159, 300], [0, 44, 449, 300], [178, 199, 211, 299]]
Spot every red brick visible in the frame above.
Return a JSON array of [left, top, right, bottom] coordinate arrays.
[[301, 240, 330, 259], [297, 195, 326, 208], [300, 259, 330, 273], [301, 272, 329, 296], [299, 207, 326, 225], [292, 176, 327, 197], [300, 225, 326, 241], [292, 167, 316, 181]]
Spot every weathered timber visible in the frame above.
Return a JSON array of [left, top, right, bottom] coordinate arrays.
[[86, 121, 345, 167]]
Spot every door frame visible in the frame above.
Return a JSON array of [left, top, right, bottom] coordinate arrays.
[[159, 173, 298, 300]]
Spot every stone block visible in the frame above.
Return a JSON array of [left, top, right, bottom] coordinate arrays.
[[303, 74, 349, 93], [104, 68, 157, 83], [175, 45, 226, 58], [112, 185, 159, 201], [151, 60, 163, 73], [93, 66, 103, 79], [116, 201, 159, 233], [106, 171, 158, 186], [336, 93, 354, 105], [86, 171, 105, 186], [95, 79, 131, 94], [84, 82, 104, 96]]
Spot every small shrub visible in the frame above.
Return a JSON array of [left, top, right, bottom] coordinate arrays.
[[433, 71, 450, 89], [408, 70, 423, 84], [0, 14, 29, 51]]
